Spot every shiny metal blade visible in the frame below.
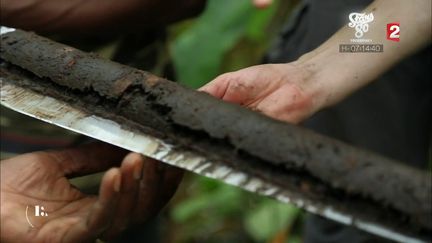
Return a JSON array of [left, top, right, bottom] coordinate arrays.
[[0, 79, 425, 243]]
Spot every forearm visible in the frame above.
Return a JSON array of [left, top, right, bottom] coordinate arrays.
[[0, 0, 206, 34], [296, 0, 431, 109]]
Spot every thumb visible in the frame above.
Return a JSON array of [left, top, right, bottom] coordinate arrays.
[[198, 74, 230, 99], [46, 142, 128, 178], [200, 72, 254, 105]]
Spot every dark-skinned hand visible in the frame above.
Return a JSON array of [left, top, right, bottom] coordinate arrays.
[[0, 142, 183, 242]]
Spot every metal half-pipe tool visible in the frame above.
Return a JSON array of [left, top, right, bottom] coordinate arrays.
[[1, 27, 431, 243]]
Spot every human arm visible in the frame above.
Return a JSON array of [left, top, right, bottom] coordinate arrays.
[[0, 143, 182, 242], [296, 0, 431, 109], [0, 0, 206, 34], [200, 0, 431, 123]]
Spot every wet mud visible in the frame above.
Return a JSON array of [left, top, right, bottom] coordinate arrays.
[[1, 29, 431, 235]]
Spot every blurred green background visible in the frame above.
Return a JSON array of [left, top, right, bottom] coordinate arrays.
[[171, 0, 277, 88], [2, 1, 431, 242], [161, 1, 304, 242], [0, 0, 305, 242]]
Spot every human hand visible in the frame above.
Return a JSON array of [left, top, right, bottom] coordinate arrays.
[[200, 63, 324, 124], [0, 143, 183, 243], [203, 0, 432, 125]]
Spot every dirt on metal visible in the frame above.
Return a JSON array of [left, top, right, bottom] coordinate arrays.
[[1, 29, 431, 235]]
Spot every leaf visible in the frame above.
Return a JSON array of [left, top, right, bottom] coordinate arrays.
[[244, 200, 300, 241], [171, 0, 255, 88], [246, 1, 277, 42], [171, 181, 244, 222]]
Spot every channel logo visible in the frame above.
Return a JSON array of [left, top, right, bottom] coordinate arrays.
[[387, 23, 400, 42]]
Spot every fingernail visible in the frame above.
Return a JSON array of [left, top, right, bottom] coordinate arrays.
[[134, 158, 143, 180], [114, 173, 121, 192]]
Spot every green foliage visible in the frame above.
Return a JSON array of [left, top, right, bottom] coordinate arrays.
[[171, 0, 276, 88], [169, 175, 303, 242], [172, 179, 244, 223], [244, 200, 300, 241], [168, 1, 302, 242]]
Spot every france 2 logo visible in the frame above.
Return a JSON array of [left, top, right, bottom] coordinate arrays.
[[387, 23, 400, 42]]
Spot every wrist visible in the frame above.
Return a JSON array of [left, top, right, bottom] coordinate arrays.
[[291, 53, 332, 114], [294, 46, 355, 111]]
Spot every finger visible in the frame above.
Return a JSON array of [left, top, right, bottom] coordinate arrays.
[[103, 153, 143, 239], [132, 157, 164, 220], [201, 73, 253, 105], [133, 159, 183, 222], [253, 0, 273, 9], [199, 73, 231, 99], [87, 168, 122, 232], [153, 165, 184, 211], [45, 142, 128, 177], [62, 168, 121, 243]]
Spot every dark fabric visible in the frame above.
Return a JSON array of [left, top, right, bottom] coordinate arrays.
[[265, 0, 432, 242]]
